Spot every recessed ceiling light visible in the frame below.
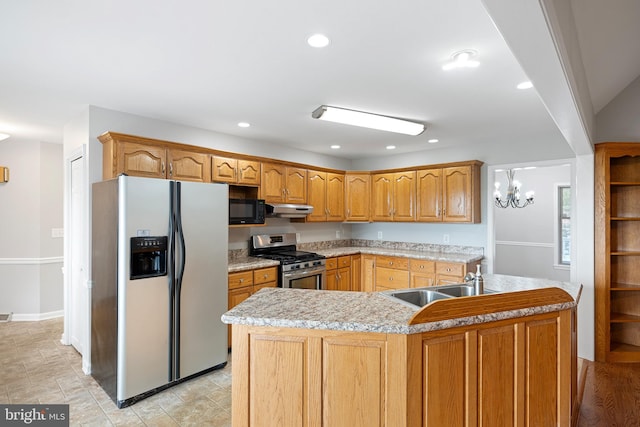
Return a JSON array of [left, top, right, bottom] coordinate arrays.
[[307, 34, 330, 48], [386, 145, 396, 150], [442, 49, 479, 71], [330, 145, 340, 149], [237, 122, 250, 128], [0, 133, 9, 141], [428, 139, 439, 143], [517, 81, 533, 90]]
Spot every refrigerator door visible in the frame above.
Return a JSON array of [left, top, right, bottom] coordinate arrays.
[[117, 176, 171, 401], [176, 181, 229, 379]]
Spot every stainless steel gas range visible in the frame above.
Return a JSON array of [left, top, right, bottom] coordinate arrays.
[[250, 233, 326, 290]]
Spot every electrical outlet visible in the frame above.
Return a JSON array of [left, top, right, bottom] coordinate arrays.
[[377, 231, 383, 240], [51, 228, 64, 238], [335, 230, 341, 239], [296, 233, 301, 242], [443, 234, 450, 244]]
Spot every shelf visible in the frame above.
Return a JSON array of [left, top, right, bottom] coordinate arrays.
[[611, 217, 640, 221], [610, 312, 640, 323], [611, 282, 640, 291], [610, 181, 640, 186], [611, 251, 640, 256], [609, 341, 640, 353]]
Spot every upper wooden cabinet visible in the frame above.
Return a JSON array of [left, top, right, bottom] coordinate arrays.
[[417, 163, 482, 223], [99, 132, 210, 183], [345, 173, 370, 222], [261, 163, 307, 204], [371, 171, 416, 222], [212, 156, 260, 186], [307, 170, 345, 222]]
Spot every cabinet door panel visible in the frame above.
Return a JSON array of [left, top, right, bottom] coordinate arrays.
[[323, 336, 386, 427], [261, 163, 286, 202], [237, 159, 260, 185], [119, 143, 166, 178], [371, 174, 393, 221], [249, 335, 308, 427], [417, 168, 442, 222], [345, 174, 370, 221], [477, 325, 516, 427], [307, 170, 327, 222], [423, 333, 467, 426], [212, 156, 237, 183], [393, 171, 416, 221], [326, 173, 345, 221], [443, 166, 472, 222], [286, 167, 307, 203], [168, 149, 210, 182]]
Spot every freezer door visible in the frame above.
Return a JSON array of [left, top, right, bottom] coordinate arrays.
[[176, 181, 229, 378], [117, 176, 171, 401]]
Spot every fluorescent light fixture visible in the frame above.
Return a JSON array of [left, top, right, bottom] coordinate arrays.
[[0, 133, 9, 141], [307, 34, 330, 48], [517, 81, 533, 90], [443, 49, 479, 71], [312, 105, 425, 136]]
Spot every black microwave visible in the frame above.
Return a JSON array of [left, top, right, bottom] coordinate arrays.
[[229, 198, 266, 225]]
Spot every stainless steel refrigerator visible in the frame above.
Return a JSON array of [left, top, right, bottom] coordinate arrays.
[[91, 175, 228, 408]]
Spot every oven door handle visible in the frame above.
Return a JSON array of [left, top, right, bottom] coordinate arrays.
[[283, 266, 326, 278]]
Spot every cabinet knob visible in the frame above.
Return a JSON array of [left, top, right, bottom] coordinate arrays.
[[389, 277, 393, 281], [239, 278, 244, 283], [446, 268, 451, 272], [264, 274, 268, 279], [169, 163, 173, 177], [420, 265, 424, 269], [162, 162, 166, 175]]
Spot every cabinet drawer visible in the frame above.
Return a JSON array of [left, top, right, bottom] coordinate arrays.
[[338, 256, 351, 268], [410, 259, 435, 274], [375, 267, 409, 289], [325, 257, 338, 270], [436, 262, 463, 277], [254, 267, 278, 285], [376, 256, 409, 270], [229, 271, 254, 289]]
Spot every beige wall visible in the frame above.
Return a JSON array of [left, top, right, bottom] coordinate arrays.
[[0, 139, 63, 318]]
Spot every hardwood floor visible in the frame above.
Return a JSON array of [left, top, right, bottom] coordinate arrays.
[[576, 359, 640, 427]]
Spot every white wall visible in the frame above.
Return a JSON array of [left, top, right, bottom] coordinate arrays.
[[493, 164, 571, 281], [596, 75, 640, 142], [0, 139, 63, 319]]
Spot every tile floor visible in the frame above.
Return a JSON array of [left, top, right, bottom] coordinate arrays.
[[0, 318, 232, 426]]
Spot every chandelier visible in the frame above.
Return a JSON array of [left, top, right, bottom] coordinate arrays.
[[494, 169, 534, 208]]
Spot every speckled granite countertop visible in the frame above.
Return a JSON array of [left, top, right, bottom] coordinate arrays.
[[221, 274, 582, 334], [228, 246, 483, 273]]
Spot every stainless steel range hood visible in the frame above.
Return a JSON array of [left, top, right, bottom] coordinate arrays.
[[266, 203, 314, 218]]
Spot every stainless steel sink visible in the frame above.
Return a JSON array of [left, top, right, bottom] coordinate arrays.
[[434, 284, 477, 297], [381, 284, 498, 308], [381, 288, 453, 308]]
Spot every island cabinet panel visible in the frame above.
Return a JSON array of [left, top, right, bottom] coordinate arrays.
[[230, 306, 574, 426], [322, 336, 387, 427]]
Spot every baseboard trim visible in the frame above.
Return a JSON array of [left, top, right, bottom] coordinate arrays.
[[11, 310, 64, 321], [0, 256, 64, 265]]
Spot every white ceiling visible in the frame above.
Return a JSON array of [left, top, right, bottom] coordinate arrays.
[[0, 0, 638, 160]]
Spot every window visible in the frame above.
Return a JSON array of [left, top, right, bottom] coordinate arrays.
[[558, 185, 571, 265]]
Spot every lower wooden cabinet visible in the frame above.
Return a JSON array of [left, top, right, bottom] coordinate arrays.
[[361, 255, 476, 291], [231, 306, 575, 426], [326, 256, 352, 291], [227, 267, 277, 347]]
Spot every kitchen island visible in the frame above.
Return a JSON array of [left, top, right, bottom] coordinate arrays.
[[222, 274, 581, 427]]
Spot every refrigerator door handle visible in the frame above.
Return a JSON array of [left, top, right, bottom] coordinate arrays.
[[174, 181, 187, 379], [168, 181, 177, 381]]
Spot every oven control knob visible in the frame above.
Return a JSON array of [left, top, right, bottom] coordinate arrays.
[[304, 263, 309, 268]]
